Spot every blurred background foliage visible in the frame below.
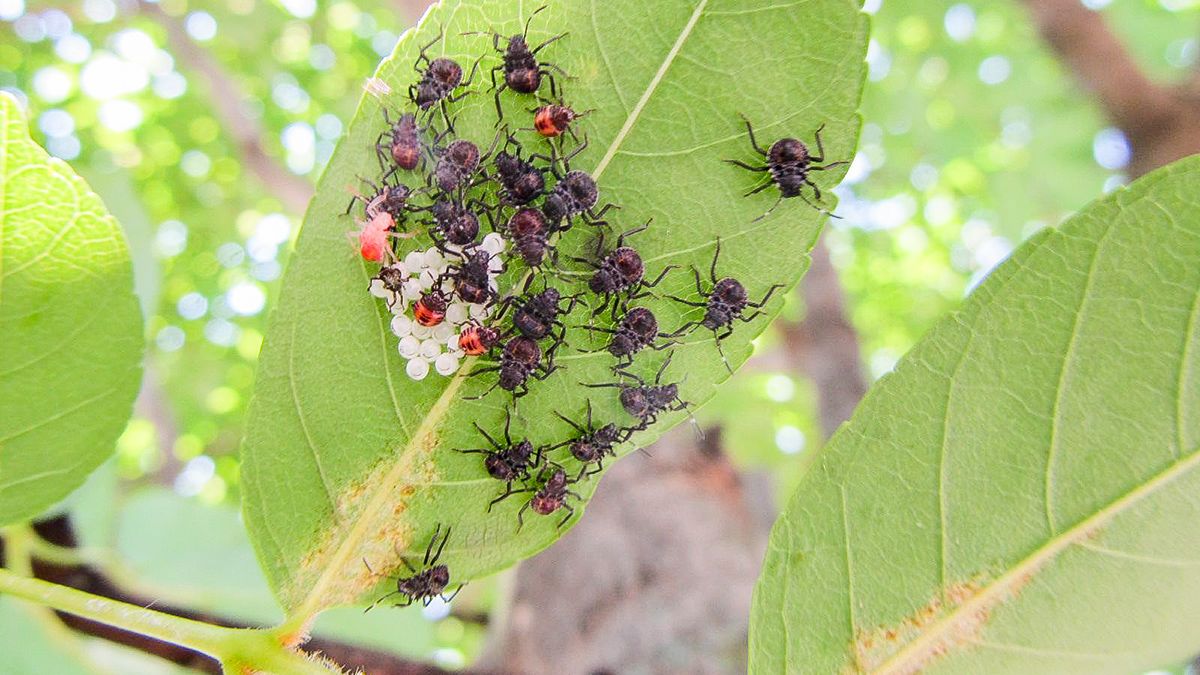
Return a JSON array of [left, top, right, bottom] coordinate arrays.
[[2, 0, 1198, 670]]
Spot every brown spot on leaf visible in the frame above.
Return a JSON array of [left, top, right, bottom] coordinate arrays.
[[850, 576, 991, 674], [281, 422, 445, 612]]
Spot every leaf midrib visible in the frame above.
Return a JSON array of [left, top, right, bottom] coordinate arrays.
[[1, 96, 10, 305], [286, 0, 713, 621], [869, 445, 1200, 675], [591, 0, 709, 180]]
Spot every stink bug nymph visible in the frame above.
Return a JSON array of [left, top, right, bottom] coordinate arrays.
[[667, 238, 783, 372], [364, 524, 462, 610], [724, 114, 848, 221], [414, 290, 449, 327], [464, 5, 569, 120], [532, 102, 590, 140]]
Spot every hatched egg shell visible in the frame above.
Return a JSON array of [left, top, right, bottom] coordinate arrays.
[[432, 323, 454, 341], [406, 357, 430, 380], [469, 303, 490, 320], [418, 269, 439, 291], [402, 279, 422, 299], [404, 250, 424, 270], [411, 323, 434, 340]]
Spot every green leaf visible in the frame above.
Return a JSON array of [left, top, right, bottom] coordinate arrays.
[[241, 0, 867, 618], [0, 93, 144, 526], [750, 156, 1200, 673]]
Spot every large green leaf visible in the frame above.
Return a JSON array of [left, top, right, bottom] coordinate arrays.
[[241, 0, 867, 618], [0, 93, 144, 525], [750, 156, 1200, 673]]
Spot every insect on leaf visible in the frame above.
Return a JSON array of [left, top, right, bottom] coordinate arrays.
[[241, 0, 868, 619]]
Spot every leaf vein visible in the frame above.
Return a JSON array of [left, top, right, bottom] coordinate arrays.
[[1044, 222, 1114, 533], [870, 445, 1200, 675], [1176, 286, 1200, 457], [288, 320, 338, 511], [591, 0, 711, 180]]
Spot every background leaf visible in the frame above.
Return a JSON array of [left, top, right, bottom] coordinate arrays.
[[750, 156, 1200, 673], [241, 0, 867, 618], [0, 93, 144, 525]]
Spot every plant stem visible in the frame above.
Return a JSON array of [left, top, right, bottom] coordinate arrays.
[[0, 569, 338, 675], [0, 567, 229, 652], [1, 527, 111, 673], [24, 532, 112, 568]]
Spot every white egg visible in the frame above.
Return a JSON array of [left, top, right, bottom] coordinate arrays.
[[406, 357, 430, 380], [446, 303, 469, 324], [411, 323, 433, 340], [419, 337, 442, 359], [404, 250, 424, 271], [432, 323, 454, 341], [422, 247, 445, 269], [397, 335, 420, 358], [434, 352, 460, 376], [469, 303, 490, 320], [391, 314, 413, 337], [368, 278, 389, 298], [482, 232, 506, 254]]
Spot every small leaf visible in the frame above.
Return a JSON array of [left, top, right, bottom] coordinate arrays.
[[0, 93, 144, 525], [750, 156, 1200, 673], [241, 0, 867, 618]]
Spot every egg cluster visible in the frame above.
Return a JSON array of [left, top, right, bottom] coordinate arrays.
[[368, 233, 507, 380]]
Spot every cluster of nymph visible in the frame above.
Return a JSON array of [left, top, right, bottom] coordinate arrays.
[[353, 8, 843, 611]]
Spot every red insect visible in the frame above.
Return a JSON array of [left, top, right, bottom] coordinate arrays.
[[457, 323, 500, 356], [355, 212, 394, 262], [414, 291, 449, 327], [532, 104, 588, 140]]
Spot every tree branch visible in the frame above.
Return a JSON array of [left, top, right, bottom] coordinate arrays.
[[475, 428, 772, 674], [135, 363, 185, 485], [1019, 0, 1200, 178], [136, 1, 314, 213], [780, 236, 869, 438], [4, 516, 489, 675]]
